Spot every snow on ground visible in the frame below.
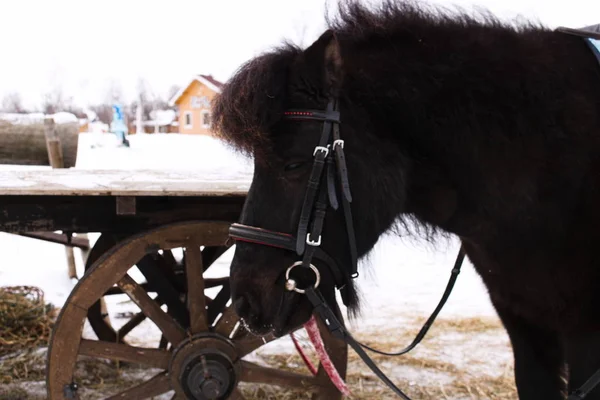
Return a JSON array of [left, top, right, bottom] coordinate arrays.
[[0, 132, 512, 398]]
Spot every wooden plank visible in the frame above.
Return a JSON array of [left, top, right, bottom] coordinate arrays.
[[66, 245, 77, 279], [116, 196, 136, 215], [46, 139, 64, 169], [0, 195, 245, 233], [0, 169, 250, 197], [17, 231, 91, 249]]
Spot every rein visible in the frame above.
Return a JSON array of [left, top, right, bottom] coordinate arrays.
[[229, 97, 465, 398]]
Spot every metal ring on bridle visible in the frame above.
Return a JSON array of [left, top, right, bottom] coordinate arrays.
[[285, 261, 321, 294]]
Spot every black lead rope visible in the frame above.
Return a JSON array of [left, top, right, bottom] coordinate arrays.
[[303, 247, 465, 400], [306, 286, 412, 400], [356, 248, 465, 357], [569, 369, 600, 400]]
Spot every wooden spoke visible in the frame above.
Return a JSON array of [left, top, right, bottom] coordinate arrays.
[[237, 332, 277, 358], [117, 274, 186, 345], [158, 335, 168, 350], [137, 255, 189, 326], [214, 305, 239, 336], [47, 222, 346, 400], [201, 245, 230, 271], [238, 360, 318, 390], [162, 249, 179, 269], [117, 311, 147, 339], [79, 339, 170, 370], [207, 283, 231, 324], [106, 372, 172, 400], [204, 277, 229, 288], [229, 388, 246, 400], [105, 282, 151, 296], [185, 243, 208, 334]]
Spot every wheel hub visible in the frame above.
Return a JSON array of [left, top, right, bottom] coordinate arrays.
[[170, 333, 239, 400]]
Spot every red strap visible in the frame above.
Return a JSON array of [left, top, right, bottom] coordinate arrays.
[[290, 331, 318, 376]]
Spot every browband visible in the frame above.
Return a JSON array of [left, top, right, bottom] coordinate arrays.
[[283, 109, 341, 123]]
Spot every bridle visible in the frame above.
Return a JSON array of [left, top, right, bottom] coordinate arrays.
[[229, 97, 465, 399], [230, 98, 358, 304]]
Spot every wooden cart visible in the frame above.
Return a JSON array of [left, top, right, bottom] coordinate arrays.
[[0, 169, 347, 400]]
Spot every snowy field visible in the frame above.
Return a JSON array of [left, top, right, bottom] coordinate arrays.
[[0, 133, 513, 399]]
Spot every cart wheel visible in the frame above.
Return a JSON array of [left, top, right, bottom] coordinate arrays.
[[84, 233, 231, 345], [47, 221, 347, 399]]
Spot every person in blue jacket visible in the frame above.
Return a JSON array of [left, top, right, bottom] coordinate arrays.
[[110, 104, 130, 147]]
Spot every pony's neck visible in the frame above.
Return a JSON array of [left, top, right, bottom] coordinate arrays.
[[340, 21, 598, 246]]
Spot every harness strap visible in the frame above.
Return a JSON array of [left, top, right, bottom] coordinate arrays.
[[584, 38, 600, 66], [357, 248, 465, 356], [327, 156, 339, 210], [229, 223, 347, 290], [331, 121, 358, 277], [296, 149, 329, 255], [556, 27, 600, 67], [306, 286, 411, 400], [229, 225, 294, 249], [568, 369, 600, 399], [294, 101, 336, 256], [302, 178, 329, 268], [332, 123, 352, 202]]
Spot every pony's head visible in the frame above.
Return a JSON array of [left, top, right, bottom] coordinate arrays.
[[212, 1, 472, 336], [213, 30, 406, 336]]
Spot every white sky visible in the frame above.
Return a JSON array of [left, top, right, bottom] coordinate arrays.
[[0, 0, 598, 108]]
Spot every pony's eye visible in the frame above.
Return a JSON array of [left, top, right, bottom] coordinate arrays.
[[284, 162, 306, 172]]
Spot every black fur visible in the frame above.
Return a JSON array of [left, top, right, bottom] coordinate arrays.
[[213, 1, 600, 398]]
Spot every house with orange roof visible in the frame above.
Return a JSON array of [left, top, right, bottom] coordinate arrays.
[[168, 74, 223, 135]]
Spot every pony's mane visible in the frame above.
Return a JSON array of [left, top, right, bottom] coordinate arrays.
[[212, 45, 301, 158], [212, 0, 545, 157], [327, 0, 543, 40]]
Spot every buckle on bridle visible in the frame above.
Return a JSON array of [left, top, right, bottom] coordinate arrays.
[[306, 233, 321, 247], [313, 146, 329, 157], [333, 139, 344, 149], [285, 261, 321, 294]]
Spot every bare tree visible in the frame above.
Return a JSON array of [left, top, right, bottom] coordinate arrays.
[[41, 86, 71, 114], [167, 84, 181, 103], [89, 104, 113, 124], [135, 78, 154, 120], [133, 78, 175, 121], [105, 79, 124, 104], [1, 92, 26, 113]]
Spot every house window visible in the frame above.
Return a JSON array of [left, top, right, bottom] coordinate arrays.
[[184, 111, 192, 129], [202, 111, 211, 128]]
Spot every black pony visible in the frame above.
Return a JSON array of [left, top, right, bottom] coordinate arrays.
[[212, 1, 600, 398]]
